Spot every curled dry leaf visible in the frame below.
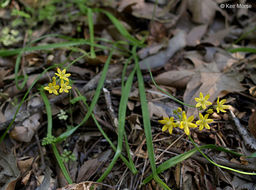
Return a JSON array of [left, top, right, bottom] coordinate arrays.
[[148, 101, 168, 118], [187, 0, 219, 24], [155, 70, 194, 89], [139, 30, 187, 70], [118, 0, 174, 20], [10, 113, 41, 142]]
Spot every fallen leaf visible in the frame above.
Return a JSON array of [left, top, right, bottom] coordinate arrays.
[[186, 25, 208, 46], [0, 150, 20, 190], [187, 0, 218, 24], [10, 113, 41, 142], [155, 70, 194, 88], [118, 0, 174, 20], [17, 157, 34, 174], [148, 21, 168, 44], [76, 150, 111, 182], [203, 27, 234, 46], [148, 101, 168, 118], [139, 30, 187, 69]]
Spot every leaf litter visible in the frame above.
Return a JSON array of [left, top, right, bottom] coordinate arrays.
[[0, 0, 256, 189]]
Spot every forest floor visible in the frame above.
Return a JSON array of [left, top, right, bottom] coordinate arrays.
[[0, 0, 256, 189]]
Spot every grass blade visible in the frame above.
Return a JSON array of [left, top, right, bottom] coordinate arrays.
[[135, 49, 170, 190], [143, 144, 246, 184], [40, 88, 72, 184], [96, 9, 143, 46], [97, 58, 136, 182], [87, 8, 96, 58], [228, 47, 256, 53]]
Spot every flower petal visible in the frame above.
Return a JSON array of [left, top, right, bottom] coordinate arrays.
[[220, 99, 226, 104], [44, 86, 50, 91], [200, 92, 203, 98], [188, 115, 194, 122], [162, 125, 168, 132], [168, 127, 173, 134], [195, 103, 201, 108], [184, 126, 190, 135]]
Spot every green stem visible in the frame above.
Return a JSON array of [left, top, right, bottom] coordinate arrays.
[[51, 144, 73, 184], [189, 136, 256, 175], [148, 67, 195, 108], [87, 8, 96, 58]]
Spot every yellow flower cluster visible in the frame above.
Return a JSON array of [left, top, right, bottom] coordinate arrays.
[[44, 68, 72, 95], [159, 92, 230, 136]]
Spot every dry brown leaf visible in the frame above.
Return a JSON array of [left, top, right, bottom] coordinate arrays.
[[186, 25, 208, 46], [148, 21, 168, 44], [155, 70, 194, 88], [68, 65, 94, 77], [17, 157, 34, 174], [77, 150, 111, 183], [184, 50, 207, 67], [118, 0, 174, 20], [187, 0, 218, 24], [139, 30, 187, 69], [76, 159, 100, 182], [148, 101, 168, 118], [10, 113, 41, 142], [0, 150, 20, 190], [203, 27, 234, 46]]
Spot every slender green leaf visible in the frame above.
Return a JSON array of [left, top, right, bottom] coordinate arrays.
[[135, 48, 170, 190], [96, 9, 143, 46], [87, 8, 96, 58], [228, 47, 256, 53], [97, 57, 136, 182], [143, 144, 246, 184]]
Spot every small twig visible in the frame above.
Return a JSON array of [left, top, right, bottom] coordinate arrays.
[[103, 87, 118, 130], [229, 110, 256, 150], [35, 133, 45, 170]]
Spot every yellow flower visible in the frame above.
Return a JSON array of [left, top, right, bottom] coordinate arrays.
[[44, 77, 60, 95], [195, 92, 212, 110], [59, 80, 72, 93], [177, 107, 182, 113], [55, 68, 71, 81], [216, 97, 229, 113], [180, 111, 197, 136], [159, 117, 176, 135], [196, 113, 213, 130], [206, 109, 213, 114]]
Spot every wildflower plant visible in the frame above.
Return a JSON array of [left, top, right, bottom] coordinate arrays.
[[44, 68, 72, 95], [159, 92, 230, 136]]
